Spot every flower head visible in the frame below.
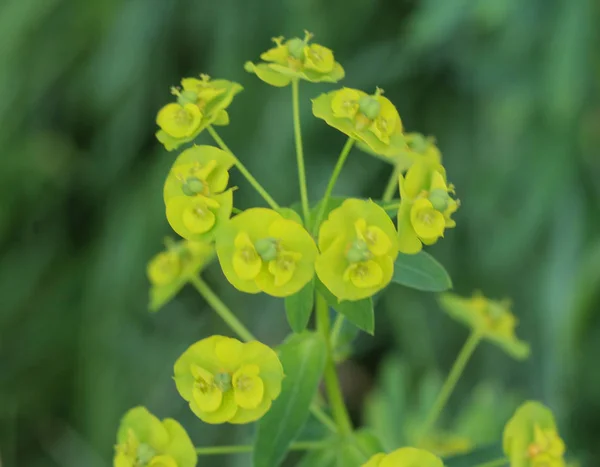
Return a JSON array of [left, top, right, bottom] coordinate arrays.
[[173, 336, 284, 424], [156, 74, 242, 151], [164, 145, 235, 242], [313, 87, 406, 158], [503, 401, 566, 467], [316, 199, 399, 301], [216, 208, 318, 297], [362, 447, 443, 467], [114, 407, 196, 467], [147, 238, 214, 312], [438, 292, 530, 360], [397, 158, 459, 254], [244, 31, 344, 87]]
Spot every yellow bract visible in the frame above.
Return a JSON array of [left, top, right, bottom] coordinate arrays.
[[156, 74, 243, 151], [313, 87, 407, 159], [397, 158, 459, 254], [438, 292, 530, 360], [216, 208, 318, 297], [114, 407, 196, 467], [362, 447, 444, 467], [316, 199, 399, 301], [245, 32, 344, 87], [173, 336, 284, 424]]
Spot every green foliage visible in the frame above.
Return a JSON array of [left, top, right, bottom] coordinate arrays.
[[317, 279, 375, 335], [285, 279, 315, 333], [391, 251, 452, 292]]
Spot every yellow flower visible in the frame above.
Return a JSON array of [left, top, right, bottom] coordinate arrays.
[[397, 158, 459, 254], [114, 407, 196, 467], [316, 199, 399, 301], [216, 208, 318, 297], [438, 292, 530, 360], [362, 447, 443, 467], [173, 336, 284, 424], [147, 239, 214, 312], [312, 87, 407, 158], [503, 401, 566, 467], [164, 145, 235, 242], [244, 31, 344, 87], [156, 74, 243, 151]]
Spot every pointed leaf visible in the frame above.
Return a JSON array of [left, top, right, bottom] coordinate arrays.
[[285, 279, 315, 333], [317, 280, 374, 334], [392, 251, 452, 292]]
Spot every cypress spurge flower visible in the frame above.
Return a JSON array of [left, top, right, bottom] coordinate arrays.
[[438, 292, 530, 360], [156, 74, 242, 151], [503, 401, 566, 467], [216, 208, 318, 297], [244, 31, 344, 87], [316, 199, 399, 301], [174, 335, 284, 424], [396, 157, 459, 254], [362, 447, 443, 467], [147, 238, 214, 312], [114, 407, 196, 467], [164, 145, 235, 242], [312, 87, 407, 158]]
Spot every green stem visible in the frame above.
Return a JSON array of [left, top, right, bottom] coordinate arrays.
[[330, 314, 345, 350], [311, 137, 355, 235], [472, 458, 509, 467], [316, 293, 353, 436], [195, 440, 330, 456], [381, 201, 400, 212], [207, 125, 280, 210], [420, 331, 481, 439], [189, 276, 256, 342], [189, 275, 338, 434], [382, 164, 401, 202], [291, 79, 311, 225]]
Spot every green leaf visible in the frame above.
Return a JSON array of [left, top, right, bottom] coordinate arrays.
[[277, 207, 304, 225], [254, 332, 327, 467], [285, 279, 315, 333], [317, 280, 374, 335], [297, 447, 337, 467], [392, 251, 452, 292]]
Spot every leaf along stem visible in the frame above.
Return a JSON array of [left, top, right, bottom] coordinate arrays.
[[207, 125, 280, 210], [195, 440, 331, 456], [311, 137, 355, 236], [382, 163, 401, 202], [291, 79, 311, 225], [316, 293, 353, 436], [419, 331, 482, 441]]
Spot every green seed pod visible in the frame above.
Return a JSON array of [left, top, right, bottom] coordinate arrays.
[[214, 372, 233, 392], [287, 38, 306, 60], [408, 134, 428, 153], [254, 237, 278, 261], [346, 239, 371, 263], [358, 96, 381, 120], [177, 89, 199, 106], [181, 176, 205, 196], [136, 444, 156, 464], [429, 188, 449, 212]]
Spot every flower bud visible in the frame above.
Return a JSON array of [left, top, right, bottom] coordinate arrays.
[[346, 239, 371, 263], [181, 176, 205, 196], [287, 38, 306, 60], [358, 96, 381, 120], [254, 237, 278, 261], [428, 188, 449, 212]]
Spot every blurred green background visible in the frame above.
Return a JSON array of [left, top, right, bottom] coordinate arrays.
[[1, 0, 599, 466]]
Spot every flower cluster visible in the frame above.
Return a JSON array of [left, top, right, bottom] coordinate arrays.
[[438, 291, 530, 359], [216, 208, 318, 297], [316, 199, 399, 301], [173, 336, 284, 424], [114, 407, 197, 467], [397, 157, 459, 254], [156, 75, 242, 151], [362, 447, 443, 467], [244, 31, 344, 87]]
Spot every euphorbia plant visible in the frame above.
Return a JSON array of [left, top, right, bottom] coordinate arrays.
[[114, 32, 570, 467]]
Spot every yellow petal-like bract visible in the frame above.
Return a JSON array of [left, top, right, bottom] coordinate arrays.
[[362, 447, 444, 467]]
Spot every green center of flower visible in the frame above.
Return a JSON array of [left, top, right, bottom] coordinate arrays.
[[287, 38, 306, 60], [358, 95, 381, 120], [177, 89, 199, 106], [181, 176, 205, 196], [214, 371, 233, 392], [428, 188, 449, 212], [346, 239, 371, 263], [254, 237, 278, 261]]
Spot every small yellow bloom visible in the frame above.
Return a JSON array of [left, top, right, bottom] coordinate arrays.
[[156, 75, 242, 151], [438, 292, 530, 359], [397, 158, 459, 254], [216, 208, 318, 297], [362, 447, 443, 467], [316, 199, 399, 301], [114, 407, 196, 467], [173, 336, 284, 424], [245, 32, 344, 87], [504, 401, 567, 467], [313, 87, 407, 158]]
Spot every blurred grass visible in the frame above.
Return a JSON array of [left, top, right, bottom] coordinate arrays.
[[0, 0, 599, 466]]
